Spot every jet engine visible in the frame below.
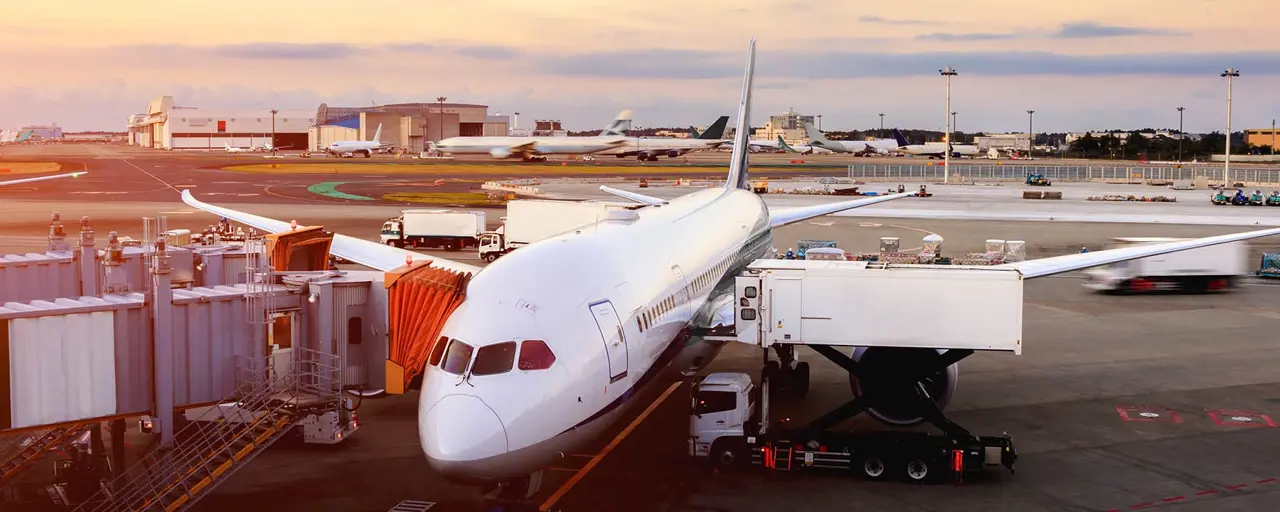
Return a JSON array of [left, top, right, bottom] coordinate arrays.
[[666, 149, 682, 158], [489, 147, 512, 159], [847, 347, 958, 427]]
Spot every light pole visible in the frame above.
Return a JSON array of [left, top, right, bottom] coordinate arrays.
[[269, 109, 278, 154], [1026, 110, 1035, 159], [878, 113, 885, 138], [1221, 68, 1238, 186], [817, 114, 823, 131], [436, 96, 447, 143], [1176, 107, 1185, 162], [951, 112, 958, 143], [1272, 118, 1275, 155], [940, 66, 957, 183]]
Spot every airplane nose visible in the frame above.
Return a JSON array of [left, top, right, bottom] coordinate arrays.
[[420, 394, 508, 483]]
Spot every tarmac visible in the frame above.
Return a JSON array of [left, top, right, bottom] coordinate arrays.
[[2, 144, 1279, 512]]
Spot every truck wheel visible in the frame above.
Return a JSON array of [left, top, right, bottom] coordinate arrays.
[[906, 458, 930, 482], [446, 241, 459, 251], [710, 439, 744, 469], [862, 456, 886, 479], [484, 253, 499, 263]]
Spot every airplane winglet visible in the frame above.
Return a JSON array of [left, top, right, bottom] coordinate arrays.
[[599, 185, 663, 205], [723, 38, 756, 192]]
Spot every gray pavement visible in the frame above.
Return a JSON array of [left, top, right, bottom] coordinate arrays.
[[2, 144, 1279, 512]]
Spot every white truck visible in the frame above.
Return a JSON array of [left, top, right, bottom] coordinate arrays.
[[477, 199, 635, 262], [691, 259, 1021, 483], [380, 209, 486, 251], [1082, 237, 1246, 293]]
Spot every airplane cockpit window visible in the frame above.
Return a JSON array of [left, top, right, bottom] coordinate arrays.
[[440, 339, 475, 375], [428, 336, 450, 367], [518, 339, 556, 371], [472, 341, 517, 376]]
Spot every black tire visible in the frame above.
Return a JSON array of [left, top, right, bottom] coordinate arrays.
[[484, 253, 499, 263], [906, 458, 930, 482], [710, 439, 745, 470], [862, 456, 887, 479]]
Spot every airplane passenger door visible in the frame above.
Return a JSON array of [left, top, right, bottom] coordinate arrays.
[[589, 300, 628, 383]]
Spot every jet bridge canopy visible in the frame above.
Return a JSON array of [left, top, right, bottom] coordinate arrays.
[[717, 259, 1023, 355]]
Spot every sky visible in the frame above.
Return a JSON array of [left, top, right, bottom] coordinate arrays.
[[2, 0, 1277, 133]]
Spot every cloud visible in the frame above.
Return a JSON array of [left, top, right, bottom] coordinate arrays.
[[450, 44, 522, 60], [528, 49, 1280, 79], [859, 15, 931, 26], [538, 48, 737, 79], [213, 43, 362, 60], [916, 22, 1188, 43], [916, 32, 1019, 41], [1054, 22, 1189, 39]]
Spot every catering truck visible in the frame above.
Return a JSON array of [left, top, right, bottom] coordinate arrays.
[[380, 209, 486, 251], [1082, 237, 1247, 293], [477, 199, 634, 262]]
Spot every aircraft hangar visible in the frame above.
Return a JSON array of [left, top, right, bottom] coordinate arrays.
[[308, 102, 511, 153]]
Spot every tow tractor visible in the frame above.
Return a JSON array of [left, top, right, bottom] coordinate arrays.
[[1025, 173, 1051, 186], [693, 258, 1020, 483]]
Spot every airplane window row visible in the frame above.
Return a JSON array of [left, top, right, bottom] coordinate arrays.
[[637, 255, 733, 333], [428, 337, 556, 376]]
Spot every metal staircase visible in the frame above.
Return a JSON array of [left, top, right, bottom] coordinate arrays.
[[1, 423, 92, 488], [74, 348, 344, 512]]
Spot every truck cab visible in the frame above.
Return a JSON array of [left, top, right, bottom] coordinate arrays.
[[689, 373, 757, 465], [379, 219, 402, 245], [478, 224, 509, 262]]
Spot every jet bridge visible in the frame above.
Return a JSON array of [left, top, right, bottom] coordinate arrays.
[[700, 258, 1026, 462]]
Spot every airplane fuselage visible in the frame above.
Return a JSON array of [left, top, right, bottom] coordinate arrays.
[[418, 186, 774, 484], [597, 137, 725, 157], [901, 143, 980, 157], [433, 136, 627, 157]]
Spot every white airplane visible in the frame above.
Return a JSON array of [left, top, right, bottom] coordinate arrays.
[[891, 128, 980, 158], [776, 135, 834, 155], [223, 143, 249, 154], [179, 39, 1280, 498], [598, 115, 731, 161], [327, 123, 392, 157], [255, 141, 292, 152], [803, 122, 897, 155], [431, 112, 633, 161], [0, 171, 87, 187]]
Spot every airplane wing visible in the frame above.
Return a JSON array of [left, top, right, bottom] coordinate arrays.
[[768, 191, 918, 229], [179, 190, 482, 275], [599, 185, 663, 205], [992, 226, 1280, 279], [0, 171, 87, 187]]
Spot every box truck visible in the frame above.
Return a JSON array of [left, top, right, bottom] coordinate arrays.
[[380, 209, 486, 251], [478, 199, 634, 262], [1082, 237, 1247, 293]]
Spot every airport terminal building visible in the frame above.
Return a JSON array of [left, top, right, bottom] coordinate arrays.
[[128, 96, 510, 152]]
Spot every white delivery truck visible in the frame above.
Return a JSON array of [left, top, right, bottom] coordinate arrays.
[[477, 199, 634, 262], [1082, 237, 1247, 293], [380, 209, 486, 251]]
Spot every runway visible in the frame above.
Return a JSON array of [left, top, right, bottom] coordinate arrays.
[[2, 144, 1280, 512]]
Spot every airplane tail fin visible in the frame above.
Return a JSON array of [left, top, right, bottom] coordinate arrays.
[[802, 122, 828, 144], [891, 128, 911, 147], [724, 38, 756, 191], [689, 126, 701, 138], [600, 110, 633, 136], [697, 116, 730, 140], [777, 135, 798, 153], [371, 123, 383, 143]]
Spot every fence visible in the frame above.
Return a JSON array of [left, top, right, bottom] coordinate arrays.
[[847, 164, 1280, 185]]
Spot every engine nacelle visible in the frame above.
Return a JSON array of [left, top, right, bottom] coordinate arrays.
[[489, 147, 512, 159], [666, 149, 682, 158], [848, 347, 959, 427]]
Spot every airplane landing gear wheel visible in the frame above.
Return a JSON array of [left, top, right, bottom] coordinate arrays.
[[863, 457, 885, 479], [907, 459, 929, 482]]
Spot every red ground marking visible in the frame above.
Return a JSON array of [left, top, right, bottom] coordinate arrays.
[[1116, 405, 1183, 423], [1225, 484, 1249, 490], [1205, 410, 1277, 428]]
